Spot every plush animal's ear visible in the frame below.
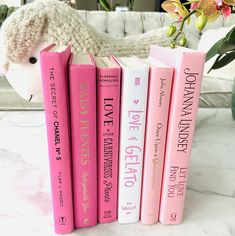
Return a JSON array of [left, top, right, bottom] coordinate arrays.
[[0, 2, 47, 65]]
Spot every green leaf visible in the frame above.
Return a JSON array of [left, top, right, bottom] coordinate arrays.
[[225, 26, 235, 44], [7, 6, 17, 17], [206, 38, 224, 62], [208, 54, 222, 73], [208, 51, 235, 72], [206, 26, 235, 62], [218, 42, 235, 55], [98, 0, 111, 11], [128, 0, 135, 10], [0, 5, 8, 25], [111, 3, 120, 11]]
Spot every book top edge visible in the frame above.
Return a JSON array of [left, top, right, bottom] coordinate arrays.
[[115, 57, 149, 69], [95, 57, 119, 69], [40, 44, 71, 55], [71, 54, 93, 65], [142, 57, 172, 68], [150, 45, 206, 56]]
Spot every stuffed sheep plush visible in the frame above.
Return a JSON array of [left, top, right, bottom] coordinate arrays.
[[0, 0, 171, 103]]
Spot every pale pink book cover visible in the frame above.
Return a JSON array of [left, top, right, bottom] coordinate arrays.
[[96, 58, 121, 223], [40, 44, 74, 234], [69, 54, 97, 228], [141, 60, 173, 225], [149, 45, 206, 224]]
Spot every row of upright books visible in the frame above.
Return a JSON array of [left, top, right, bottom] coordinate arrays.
[[39, 44, 206, 234]]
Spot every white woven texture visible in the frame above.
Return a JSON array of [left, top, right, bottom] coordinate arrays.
[[0, 0, 172, 69]]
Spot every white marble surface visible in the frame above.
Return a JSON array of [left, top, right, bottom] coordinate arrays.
[[0, 108, 234, 236]]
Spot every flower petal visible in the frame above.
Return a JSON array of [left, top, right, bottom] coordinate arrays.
[[162, 0, 183, 18], [161, 0, 178, 13], [177, 5, 191, 24], [222, 5, 232, 16], [216, 0, 223, 6], [191, 2, 198, 10], [223, 0, 235, 6], [197, 0, 220, 22]]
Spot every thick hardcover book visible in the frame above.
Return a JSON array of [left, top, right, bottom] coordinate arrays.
[[140, 58, 173, 225], [69, 54, 97, 228], [40, 45, 74, 234], [96, 57, 121, 223], [149, 45, 206, 224], [115, 57, 149, 224]]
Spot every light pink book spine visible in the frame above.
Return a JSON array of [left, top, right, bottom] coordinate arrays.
[[97, 61, 121, 223], [40, 45, 74, 234], [141, 62, 173, 225], [69, 54, 97, 228], [149, 45, 206, 224]]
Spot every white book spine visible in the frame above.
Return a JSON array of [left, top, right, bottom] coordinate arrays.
[[118, 66, 149, 224]]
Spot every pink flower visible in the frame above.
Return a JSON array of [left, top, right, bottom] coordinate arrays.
[[215, 0, 232, 17], [216, 0, 223, 6], [222, 4, 231, 16], [190, 2, 198, 10], [178, 15, 183, 20]]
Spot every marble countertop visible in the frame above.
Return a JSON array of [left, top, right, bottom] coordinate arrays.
[[0, 108, 234, 236]]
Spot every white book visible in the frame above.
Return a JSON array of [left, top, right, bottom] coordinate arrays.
[[115, 57, 149, 224]]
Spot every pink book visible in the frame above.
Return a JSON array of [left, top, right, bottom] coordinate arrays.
[[115, 57, 149, 224], [149, 45, 206, 224], [96, 57, 121, 223], [40, 45, 74, 234], [69, 54, 97, 228], [140, 58, 173, 225]]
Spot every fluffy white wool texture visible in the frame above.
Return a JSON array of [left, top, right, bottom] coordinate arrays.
[[0, 0, 171, 69]]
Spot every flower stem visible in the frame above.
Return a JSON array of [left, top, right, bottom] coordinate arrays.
[[173, 9, 197, 42], [182, 2, 192, 5], [182, 0, 199, 6]]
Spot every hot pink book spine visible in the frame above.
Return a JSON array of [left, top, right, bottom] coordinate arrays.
[[40, 45, 74, 234], [97, 61, 121, 223], [149, 45, 206, 224], [69, 54, 97, 228], [141, 62, 173, 225]]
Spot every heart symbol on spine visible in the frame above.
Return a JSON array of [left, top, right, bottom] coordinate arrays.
[[133, 99, 139, 104]]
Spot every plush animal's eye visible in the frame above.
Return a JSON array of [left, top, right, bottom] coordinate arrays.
[[29, 57, 37, 64]]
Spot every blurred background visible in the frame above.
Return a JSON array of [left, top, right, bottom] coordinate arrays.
[[1, 0, 165, 11]]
